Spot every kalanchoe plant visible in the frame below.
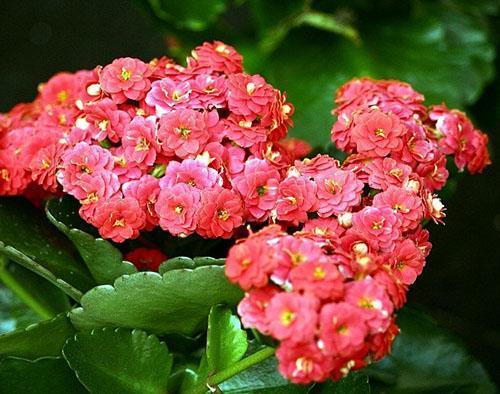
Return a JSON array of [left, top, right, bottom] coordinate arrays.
[[0, 42, 494, 393]]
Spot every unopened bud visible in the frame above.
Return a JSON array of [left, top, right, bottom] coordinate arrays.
[[338, 212, 353, 228]]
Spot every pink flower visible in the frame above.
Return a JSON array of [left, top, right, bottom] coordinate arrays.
[[289, 259, 344, 300], [93, 197, 146, 242], [315, 168, 364, 217], [190, 74, 228, 109], [224, 114, 268, 147], [125, 247, 166, 271], [190, 41, 243, 74], [158, 109, 215, 158], [73, 171, 120, 208], [373, 186, 423, 231], [122, 175, 160, 230], [276, 176, 317, 224], [155, 183, 200, 237], [232, 158, 280, 221], [82, 98, 131, 142], [266, 292, 318, 343], [227, 73, 276, 119], [364, 158, 412, 190], [226, 239, 276, 290], [294, 154, 339, 178], [111, 147, 143, 183], [301, 217, 345, 246], [352, 206, 401, 252], [145, 79, 192, 115], [319, 302, 368, 356], [100, 57, 152, 103], [351, 110, 405, 157], [196, 187, 244, 238], [159, 159, 222, 190], [0, 149, 30, 195], [28, 142, 66, 193], [237, 286, 280, 333], [388, 239, 425, 285], [122, 116, 159, 166], [276, 342, 333, 384]]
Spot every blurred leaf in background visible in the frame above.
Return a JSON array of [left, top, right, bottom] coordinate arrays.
[[135, 0, 498, 147]]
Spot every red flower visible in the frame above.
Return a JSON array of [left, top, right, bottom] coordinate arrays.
[[125, 247, 166, 272], [227, 73, 276, 119]]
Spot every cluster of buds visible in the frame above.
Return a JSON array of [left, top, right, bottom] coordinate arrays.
[[225, 78, 490, 384], [0, 42, 305, 242]]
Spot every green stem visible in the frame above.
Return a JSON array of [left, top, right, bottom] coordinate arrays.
[[190, 347, 275, 394], [0, 245, 83, 303], [297, 11, 360, 43], [0, 257, 53, 319]]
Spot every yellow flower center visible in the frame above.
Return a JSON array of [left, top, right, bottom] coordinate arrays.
[[113, 218, 125, 227], [313, 266, 326, 280], [217, 209, 229, 221], [121, 68, 131, 81], [374, 128, 386, 137], [280, 310, 295, 326], [57, 90, 68, 103]]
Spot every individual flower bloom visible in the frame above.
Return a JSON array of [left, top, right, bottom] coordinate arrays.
[[415, 154, 449, 191], [57, 142, 114, 195], [196, 187, 244, 239], [266, 292, 319, 343], [190, 73, 228, 109], [189, 41, 243, 74], [251, 141, 294, 170], [122, 175, 160, 230], [290, 258, 344, 300], [467, 130, 491, 174], [338, 228, 375, 262], [36, 106, 78, 130], [364, 157, 413, 190], [81, 98, 131, 142], [224, 114, 269, 147], [331, 112, 356, 152], [300, 217, 345, 247], [237, 285, 280, 334], [345, 277, 394, 333], [373, 186, 423, 231], [422, 190, 446, 224], [389, 238, 425, 285], [38, 72, 79, 107], [373, 269, 408, 309], [352, 206, 401, 252], [225, 144, 246, 176], [159, 159, 222, 190], [73, 171, 120, 208], [408, 225, 432, 257], [261, 91, 295, 142], [93, 197, 146, 242], [232, 158, 280, 221], [319, 302, 368, 357], [227, 73, 276, 119], [158, 109, 214, 158], [276, 341, 333, 384], [110, 147, 143, 183], [28, 141, 66, 192], [275, 175, 317, 224], [315, 168, 364, 217], [399, 133, 436, 164], [99, 57, 152, 103], [294, 154, 339, 178], [278, 138, 312, 161], [351, 110, 406, 157], [273, 235, 324, 284], [122, 116, 159, 166], [145, 79, 192, 115], [155, 183, 200, 237], [226, 239, 277, 290], [125, 247, 166, 271], [0, 149, 30, 195]]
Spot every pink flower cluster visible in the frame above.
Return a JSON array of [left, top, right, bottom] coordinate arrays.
[[226, 78, 490, 384], [0, 42, 304, 242]]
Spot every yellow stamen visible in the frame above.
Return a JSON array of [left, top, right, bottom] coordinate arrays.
[[121, 68, 131, 81], [280, 310, 295, 326]]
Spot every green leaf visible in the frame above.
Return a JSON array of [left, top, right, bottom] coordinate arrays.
[[0, 258, 69, 320], [0, 313, 75, 360], [219, 355, 309, 393], [0, 197, 95, 298], [0, 356, 86, 394], [264, 2, 495, 146], [366, 308, 495, 393], [207, 305, 248, 374], [63, 328, 172, 394], [70, 266, 243, 336], [46, 197, 137, 285], [317, 373, 370, 393], [147, 0, 227, 31], [0, 284, 40, 335], [158, 256, 225, 274]]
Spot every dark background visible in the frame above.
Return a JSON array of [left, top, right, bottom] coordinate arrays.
[[0, 0, 498, 384]]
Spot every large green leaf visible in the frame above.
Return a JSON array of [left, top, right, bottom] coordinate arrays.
[[0, 356, 86, 394], [264, 2, 495, 146], [0, 258, 69, 319], [206, 305, 248, 374], [46, 197, 137, 285], [0, 198, 95, 298], [70, 266, 243, 336], [158, 256, 225, 274], [146, 0, 227, 31], [0, 313, 75, 360], [63, 328, 172, 394], [366, 308, 495, 393], [0, 284, 39, 335]]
